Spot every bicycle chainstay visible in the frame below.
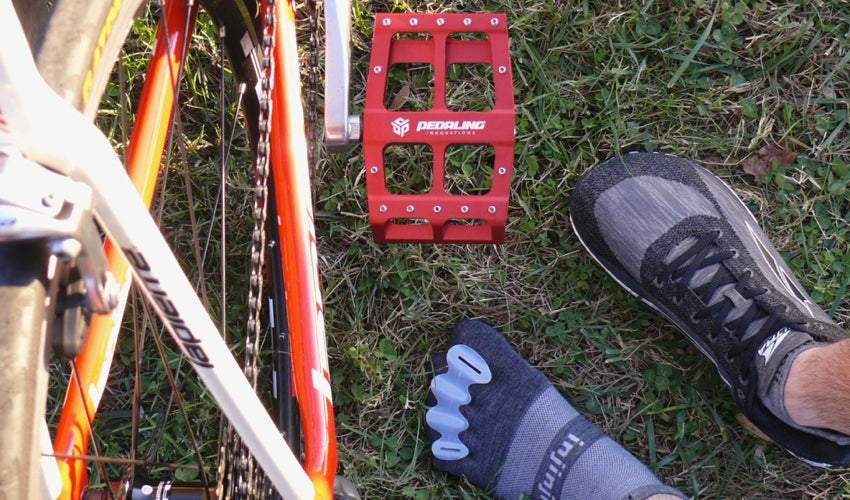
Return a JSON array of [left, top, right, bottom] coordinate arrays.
[[218, 0, 277, 497]]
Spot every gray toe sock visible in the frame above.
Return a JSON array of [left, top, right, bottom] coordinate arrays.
[[427, 319, 688, 500]]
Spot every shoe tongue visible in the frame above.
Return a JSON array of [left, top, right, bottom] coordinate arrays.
[[666, 236, 719, 289], [665, 236, 765, 339]]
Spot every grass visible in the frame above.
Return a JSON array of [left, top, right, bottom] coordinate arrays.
[[318, 1, 850, 498], [53, 0, 850, 498]]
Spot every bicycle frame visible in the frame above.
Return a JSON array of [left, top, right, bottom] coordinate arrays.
[[1, 1, 335, 498]]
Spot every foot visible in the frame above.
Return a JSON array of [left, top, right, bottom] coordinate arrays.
[[569, 152, 850, 466], [425, 319, 687, 499]]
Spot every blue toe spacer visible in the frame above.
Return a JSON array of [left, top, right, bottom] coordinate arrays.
[[426, 344, 492, 460]]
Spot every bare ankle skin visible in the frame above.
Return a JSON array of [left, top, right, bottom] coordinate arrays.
[[784, 340, 850, 436]]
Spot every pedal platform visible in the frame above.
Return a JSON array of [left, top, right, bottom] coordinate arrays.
[[363, 13, 515, 244]]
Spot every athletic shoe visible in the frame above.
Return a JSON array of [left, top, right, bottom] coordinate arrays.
[[569, 152, 850, 465]]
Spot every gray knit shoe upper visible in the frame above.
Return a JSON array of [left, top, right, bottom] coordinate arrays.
[[569, 152, 850, 465]]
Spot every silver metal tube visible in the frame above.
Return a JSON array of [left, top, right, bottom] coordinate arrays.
[[324, 0, 360, 151]]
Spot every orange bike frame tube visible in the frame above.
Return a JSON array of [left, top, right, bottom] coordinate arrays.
[[271, 2, 338, 499], [52, 2, 198, 497]]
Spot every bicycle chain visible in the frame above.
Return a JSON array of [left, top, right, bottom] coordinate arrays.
[[217, 0, 276, 498], [218, 1, 322, 497], [305, 0, 320, 171]]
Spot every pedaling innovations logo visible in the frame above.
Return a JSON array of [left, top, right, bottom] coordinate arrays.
[[416, 120, 486, 134], [390, 117, 487, 137], [391, 117, 410, 137]]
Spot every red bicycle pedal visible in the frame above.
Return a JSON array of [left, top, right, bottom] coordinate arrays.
[[363, 13, 515, 244]]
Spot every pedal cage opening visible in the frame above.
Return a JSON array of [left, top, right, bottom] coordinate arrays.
[[364, 13, 516, 244]]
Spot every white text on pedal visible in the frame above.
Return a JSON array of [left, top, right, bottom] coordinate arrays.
[[415, 120, 486, 133]]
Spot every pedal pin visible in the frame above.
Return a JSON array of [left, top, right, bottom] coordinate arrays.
[[42, 193, 58, 208]]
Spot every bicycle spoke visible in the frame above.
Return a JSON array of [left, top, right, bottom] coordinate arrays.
[[129, 289, 142, 490], [175, 117, 210, 305], [50, 453, 203, 471], [142, 301, 211, 492], [68, 362, 117, 499], [218, 25, 229, 344]]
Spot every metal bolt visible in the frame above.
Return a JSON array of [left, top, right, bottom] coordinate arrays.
[[347, 114, 362, 142], [370, 166, 379, 174], [463, 18, 472, 27], [379, 205, 388, 213], [50, 238, 82, 263], [409, 18, 418, 26], [460, 205, 470, 214], [103, 271, 121, 310], [373, 65, 383, 74], [41, 193, 57, 208], [498, 66, 507, 74], [488, 206, 497, 214], [498, 167, 507, 175], [490, 18, 499, 27], [382, 18, 391, 26], [433, 205, 442, 213], [436, 18, 445, 26], [406, 205, 415, 213]]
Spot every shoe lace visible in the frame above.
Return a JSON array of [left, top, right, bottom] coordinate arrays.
[[660, 230, 795, 388]]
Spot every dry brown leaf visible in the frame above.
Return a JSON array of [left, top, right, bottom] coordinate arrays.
[[742, 156, 770, 181], [703, 156, 723, 169], [388, 84, 411, 111], [758, 143, 798, 168], [739, 142, 798, 184]]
